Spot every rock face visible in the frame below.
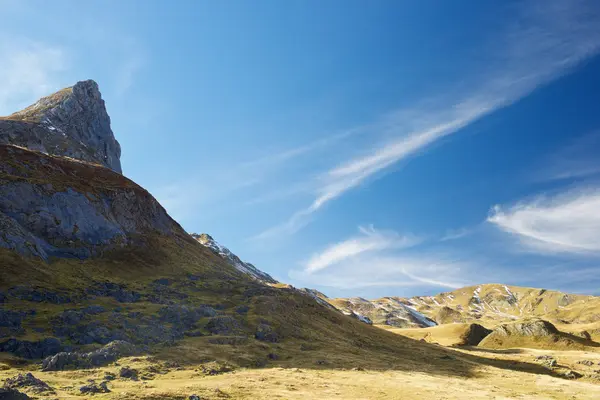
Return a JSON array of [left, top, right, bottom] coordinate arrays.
[[41, 340, 138, 371], [478, 319, 559, 348], [487, 319, 558, 338], [459, 323, 492, 346], [191, 233, 277, 283], [328, 297, 437, 329], [0, 145, 186, 260], [0, 80, 122, 173]]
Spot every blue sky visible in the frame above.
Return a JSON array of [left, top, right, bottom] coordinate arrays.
[[3, 0, 600, 298]]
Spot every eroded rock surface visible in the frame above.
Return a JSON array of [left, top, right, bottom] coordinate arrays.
[[0, 80, 121, 173]]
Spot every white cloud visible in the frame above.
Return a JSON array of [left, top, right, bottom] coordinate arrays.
[[291, 226, 470, 290], [0, 40, 67, 114], [488, 188, 600, 254], [253, 0, 600, 241], [305, 225, 420, 273], [292, 252, 470, 290]]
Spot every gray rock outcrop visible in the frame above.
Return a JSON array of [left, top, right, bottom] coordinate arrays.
[[41, 340, 138, 371], [0, 80, 121, 173], [0, 145, 186, 260]]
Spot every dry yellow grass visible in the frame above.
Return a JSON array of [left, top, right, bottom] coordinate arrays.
[[2, 350, 600, 400], [378, 323, 480, 346]]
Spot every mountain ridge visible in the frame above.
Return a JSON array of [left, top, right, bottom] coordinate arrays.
[[330, 283, 600, 329]]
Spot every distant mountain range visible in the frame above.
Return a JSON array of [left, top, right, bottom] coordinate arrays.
[[329, 284, 600, 330]]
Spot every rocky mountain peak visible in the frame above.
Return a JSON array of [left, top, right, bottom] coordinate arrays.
[[0, 80, 122, 173], [191, 233, 214, 244], [190, 233, 278, 284]]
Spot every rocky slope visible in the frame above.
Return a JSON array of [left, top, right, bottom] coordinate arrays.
[[328, 296, 436, 328], [0, 145, 183, 260], [191, 233, 277, 283], [332, 284, 600, 329], [0, 80, 122, 173]]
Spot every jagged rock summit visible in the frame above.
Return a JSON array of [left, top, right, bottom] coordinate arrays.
[[191, 233, 278, 283], [0, 80, 122, 173]]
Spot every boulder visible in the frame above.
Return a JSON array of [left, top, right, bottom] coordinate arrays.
[[79, 381, 110, 394], [205, 316, 241, 335], [0, 388, 31, 400], [3, 373, 53, 394], [255, 323, 279, 343], [119, 366, 138, 380]]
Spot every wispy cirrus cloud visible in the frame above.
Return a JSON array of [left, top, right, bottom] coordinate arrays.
[[305, 225, 420, 273], [292, 225, 472, 290], [292, 252, 471, 291], [488, 187, 600, 254], [253, 0, 600, 241]]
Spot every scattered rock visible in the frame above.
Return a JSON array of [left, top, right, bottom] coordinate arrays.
[[79, 381, 110, 394], [7, 287, 72, 304], [119, 366, 138, 380], [0, 310, 25, 337], [351, 366, 365, 371], [198, 361, 234, 375], [3, 373, 53, 393], [577, 360, 595, 366], [189, 395, 202, 400], [0, 388, 31, 399], [159, 305, 217, 329], [563, 370, 582, 379], [103, 372, 116, 381], [255, 323, 279, 343], [205, 316, 241, 335], [315, 360, 328, 365], [42, 340, 138, 371], [86, 282, 141, 303], [535, 355, 557, 368]]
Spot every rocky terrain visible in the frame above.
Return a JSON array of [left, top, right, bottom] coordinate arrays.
[[328, 296, 436, 328], [1, 81, 599, 399], [191, 233, 277, 284]]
